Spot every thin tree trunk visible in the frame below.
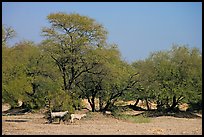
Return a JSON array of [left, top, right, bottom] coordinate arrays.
[[99, 96, 103, 111], [134, 99, 140, 106], [61, 66, 68, 91], [87, 97, 94, 112], [167, 95, 178, 111], [103, 101, 111, 111], [91, 97, 95, 112], [145, 98, 150, 110]]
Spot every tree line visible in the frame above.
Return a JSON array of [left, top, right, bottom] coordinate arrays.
[[2, 12, 202, 113]]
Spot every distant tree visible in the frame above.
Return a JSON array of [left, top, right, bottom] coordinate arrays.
[[2, 25, 16, 47]]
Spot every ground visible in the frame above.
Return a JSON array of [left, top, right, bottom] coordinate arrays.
[[2, 109, 202, 135]]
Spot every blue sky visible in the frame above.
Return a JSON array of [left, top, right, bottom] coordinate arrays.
[[2, 2, 202, 63]]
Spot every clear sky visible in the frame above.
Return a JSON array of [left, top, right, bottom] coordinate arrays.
[[2, 2, 202, 63]]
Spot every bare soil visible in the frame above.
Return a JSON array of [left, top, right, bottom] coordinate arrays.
[[2, 109, 202, 135]]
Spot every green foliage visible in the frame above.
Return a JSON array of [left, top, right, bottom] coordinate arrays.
[[41, 12, 108, 96], [49, 90, 74, 112], [132, 45, 202, 111], [2, 41, 34, 107], [130, 59, 157, 101], [43, 12, 107, 46], [2, 14, 201, 114]]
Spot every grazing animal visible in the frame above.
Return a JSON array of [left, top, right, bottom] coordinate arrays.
[[70, 114, 86, 123], [49, 111, 69, 124], [105, 111, 112, 115]]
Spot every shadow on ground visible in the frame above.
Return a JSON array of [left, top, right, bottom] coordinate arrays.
[[115, 105, 202, 119], [2, 107, 31, 116], [3, 119, 29, 122], [129, 107, 202, 119]]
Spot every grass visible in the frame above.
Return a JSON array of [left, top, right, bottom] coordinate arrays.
[[114, 113, 151, 123]]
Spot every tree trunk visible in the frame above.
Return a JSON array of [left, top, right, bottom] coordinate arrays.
[[99, 96, 103, 111], [91, 97, 95, 112], [157, 100, 164, 111], [171, 95, 177, 108], [165, 97, 170, 108], [145, 99, 150, 110], [167, 95, 178, 111], [87, 97, 94, 112], [134, 99, 140, 106], [61, 67, 67, 91], [103, 101, 111, 111]]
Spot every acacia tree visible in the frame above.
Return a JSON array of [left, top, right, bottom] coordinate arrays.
[[41, 13, 107, 101], [134, 45, 202, 112], [75, 45, 139, 112]]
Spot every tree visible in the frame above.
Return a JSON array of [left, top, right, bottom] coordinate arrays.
[[170, 46, 202, 111], [2, 39, 74, 112], [2, 25, 16, 47], [41, 12, 107, 100], [133, 45, 202, 112], [73, 44, 139, 112]]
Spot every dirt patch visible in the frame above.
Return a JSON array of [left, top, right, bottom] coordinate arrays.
[[2, 110, 202, 135]]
